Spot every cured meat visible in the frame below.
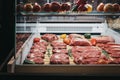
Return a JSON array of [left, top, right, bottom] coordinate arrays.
[[94, 36, 115, 44], [69, 38, 92, 46], [51, 1, 61, 12], [68, 34, 85, 39], [41, 34, 58, 42], [50, 53, 69, 64], [27, 57, 44, 64], [52, 49, 68, 54], [27, 52, 44, 58]]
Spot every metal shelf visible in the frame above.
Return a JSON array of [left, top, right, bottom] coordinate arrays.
[[19, 11, 120, 16]]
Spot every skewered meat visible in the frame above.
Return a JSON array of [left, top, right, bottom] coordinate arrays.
[[50, 53, 69, 64], [41, 34, 58, 42]]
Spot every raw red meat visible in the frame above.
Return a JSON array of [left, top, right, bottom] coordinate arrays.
[[27, 57, 44, 64], [51, 41, 67, 49], [72, 46, 100, 53], [32, 43, 47, 49], [98, 44, 120, 57], [41, 34, 58, 42], [33, 41, 48, 46], [52, 49, 68, 54], [74, 57, 99, 64], [72, 46, 106, 64], [69, 38, 91, 46], [50, 53, 69, 64], [68, 34, 85, 39], [51, 41, 67, 46], [110, 52, 120, 58], [30, 48, 46, 53], [27, 52, 44, 58], [72, 46, 101, 58], [94, 36, 115, 44], [108, 58, 120, 64]]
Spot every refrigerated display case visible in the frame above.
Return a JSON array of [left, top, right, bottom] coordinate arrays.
[[7, 0, 120, 75]]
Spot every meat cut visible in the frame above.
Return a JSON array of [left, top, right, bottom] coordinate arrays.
[[27, 52, 45, 58], [69, 38, 92, 46], [68, 34, 85, 39], [97, 44, 120, 64], [50, 53, 69, 64], [72, 46, 108, 64], [94, 36, 115, 44], [41, 34, 58, 42], [51, 41, 67, 49], [52, 49, 68, 54]]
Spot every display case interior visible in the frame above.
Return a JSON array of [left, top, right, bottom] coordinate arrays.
[[7, 0, 120, 74]]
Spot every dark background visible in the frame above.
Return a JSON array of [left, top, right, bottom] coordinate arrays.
[[0, 0, 15, 72]]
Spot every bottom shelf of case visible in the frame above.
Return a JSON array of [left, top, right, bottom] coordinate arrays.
[[9, 64, 120, 76]]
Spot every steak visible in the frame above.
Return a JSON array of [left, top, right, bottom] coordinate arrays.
[[74, 57, 99, 64], [51, 41, 67, 49], [98, 44, 120, 58], [52, 49, 68, 54], [27, 52, 44, 58], [69, 38, 92, 46], [41, 34, 58, 42], [68, 34, 85, 39], [94, 36, 115, 44], [72, 46, 105, 64], [30, 48, 46, 53], [51, 41, 67, 46], [50, 53, 69, 64], [72, 46, 101, 53], [33, 41, 48, 46], [31, 44, 47, 50]]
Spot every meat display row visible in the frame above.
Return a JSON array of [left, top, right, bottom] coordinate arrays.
[[23, 33, 120, 64], [16, 33, 31, 52]]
